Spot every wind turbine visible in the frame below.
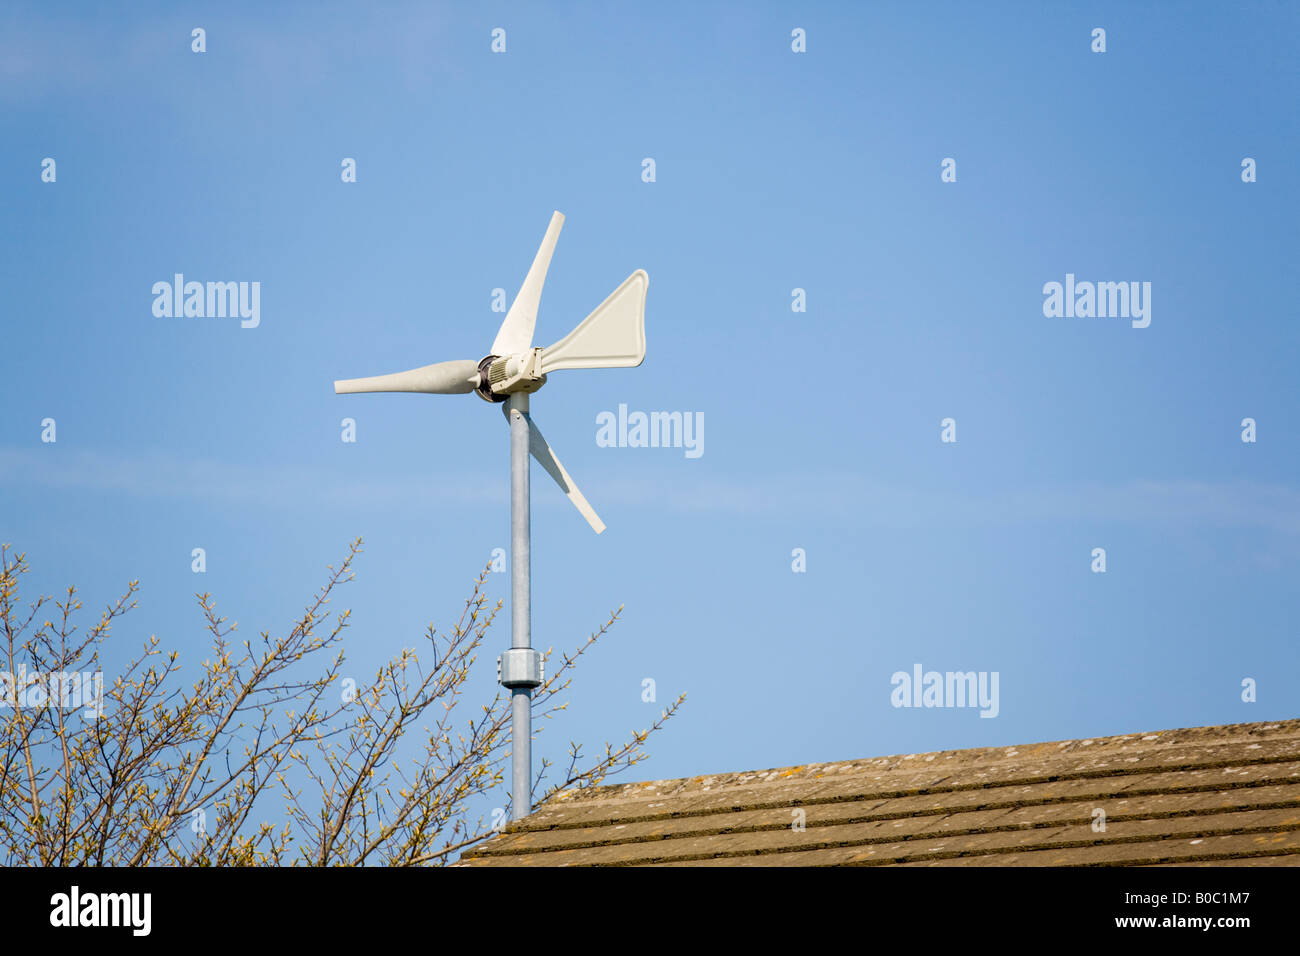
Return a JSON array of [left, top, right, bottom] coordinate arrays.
[[333, 211, 648, 820]]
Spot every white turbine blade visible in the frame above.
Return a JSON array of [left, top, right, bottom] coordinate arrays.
[[503, 406, 605, 534], [538, 270, 647, 374], [531, 422, 606, 534], [490, 211, 565, 357], [334, 359, 479, 395]]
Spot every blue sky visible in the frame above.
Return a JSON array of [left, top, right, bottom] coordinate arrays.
[[2, 0, 1298, 814]]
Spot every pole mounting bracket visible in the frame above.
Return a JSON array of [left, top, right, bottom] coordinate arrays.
[[498, 648, 544, 689]]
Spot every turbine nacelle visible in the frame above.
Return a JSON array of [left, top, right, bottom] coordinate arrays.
[[474, 349, 547, 403]]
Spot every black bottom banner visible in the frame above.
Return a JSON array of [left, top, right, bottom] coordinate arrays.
[[0, 864, 1287, 944]]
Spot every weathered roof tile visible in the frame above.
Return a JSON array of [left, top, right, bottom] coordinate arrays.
[[457, 718, 1300, 866]]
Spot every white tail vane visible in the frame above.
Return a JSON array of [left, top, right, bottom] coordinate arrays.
[[332, 210, 645, 824], [540, 270, 648, 373], [490, 211, 565, 357]]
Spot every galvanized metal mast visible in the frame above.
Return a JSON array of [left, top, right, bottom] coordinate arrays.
[[499, 392, 542, 820]]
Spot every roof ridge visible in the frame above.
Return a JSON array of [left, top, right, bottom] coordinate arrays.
[[534, 719, 1300, 811]]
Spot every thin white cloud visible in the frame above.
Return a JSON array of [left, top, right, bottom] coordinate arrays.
[[0, 446, 500, 511], [598, 472, 1300, 534], [3, 447, 1299, 535], [0, 3, 453, 104]]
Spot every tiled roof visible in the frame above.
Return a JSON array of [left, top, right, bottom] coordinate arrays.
[[457, 719, 1300, 866]]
